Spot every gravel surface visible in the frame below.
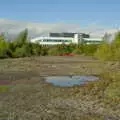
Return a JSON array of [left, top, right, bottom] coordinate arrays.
[[0, 56, 119, 120]]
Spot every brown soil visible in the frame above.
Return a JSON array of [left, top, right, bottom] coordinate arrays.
[[0, 56, 119, 120]]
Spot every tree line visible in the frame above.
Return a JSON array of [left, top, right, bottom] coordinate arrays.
[[95, 32, 120, 61], [0, 28, 120, 61]]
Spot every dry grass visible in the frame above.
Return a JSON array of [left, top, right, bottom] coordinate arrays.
[[0, 56, 119, 120]]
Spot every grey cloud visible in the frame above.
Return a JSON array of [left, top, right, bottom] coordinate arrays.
[[0, 18, 118, 40]]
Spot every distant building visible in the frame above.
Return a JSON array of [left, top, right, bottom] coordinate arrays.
[[49, 32, 90, 38], [82, 38, 103, 44], [30, 32, 103, 45]]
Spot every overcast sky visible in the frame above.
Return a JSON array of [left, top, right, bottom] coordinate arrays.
[[0, 19, 118, 39]]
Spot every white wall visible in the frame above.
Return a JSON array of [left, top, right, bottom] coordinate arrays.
[[73, 34, 79, 44], [30, 35, 102, 45], [37, 42, 70, 45], [30, 36, 74, 45]]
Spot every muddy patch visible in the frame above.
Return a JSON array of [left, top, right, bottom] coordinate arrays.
[[0, 71, 40, 81]]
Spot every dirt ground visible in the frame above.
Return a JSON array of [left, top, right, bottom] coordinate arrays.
[[0, 56, 119, 120]]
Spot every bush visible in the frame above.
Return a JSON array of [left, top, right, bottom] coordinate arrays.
[[83, 44, 98, 56], [0, 40, 10, 58], [94, 43, 113, 61], [94, 31, 120, 61], [48, 47, 59, 56], [13, 46, 28, 58], [72, 48, 81, 54], [40, 46, 49, 56], [30, 43, 42, 56]]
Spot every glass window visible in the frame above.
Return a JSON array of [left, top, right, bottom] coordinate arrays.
[[42, 39, 72, 42]]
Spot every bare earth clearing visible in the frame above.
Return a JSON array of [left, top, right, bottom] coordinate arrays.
[[0, 56, 119, 120]]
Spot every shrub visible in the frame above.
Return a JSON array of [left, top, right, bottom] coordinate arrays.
[[31, 43, 42, 56], [94, 31, 120, 61], [13, 45, 29, 58], [40, 46, 49, 56], [94, 43, 113, 61], [0, 34, 10, 58], [83, 44, 98, 56], [113, 47, 120, 60], [72, 48, 81, 54], [48, 47, 59, 56]]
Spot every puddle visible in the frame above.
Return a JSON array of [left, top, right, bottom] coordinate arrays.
[[45, 75, 99, 87]]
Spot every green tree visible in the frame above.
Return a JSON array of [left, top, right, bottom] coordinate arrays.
[[14, 29, 28, 47], [31, 43, 42, 56], [0, 34, 9, 58], [13, 45, 28, 58], [112, 31, 120, 48], [110, 31, 120, 60], [67, 43, 76, 53], [0, 33, 6, 42]]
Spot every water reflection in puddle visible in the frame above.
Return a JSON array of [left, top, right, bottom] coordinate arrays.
[[45, 75, 99, 87]]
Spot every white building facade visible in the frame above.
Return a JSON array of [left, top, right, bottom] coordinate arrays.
[[30, 36, 74, 45], [30, 33, 103, 45]]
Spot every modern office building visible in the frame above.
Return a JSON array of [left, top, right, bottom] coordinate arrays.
[[49, 32, 90, 38], [82, 38, 103, 44], [30, 32, 102, 45]]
